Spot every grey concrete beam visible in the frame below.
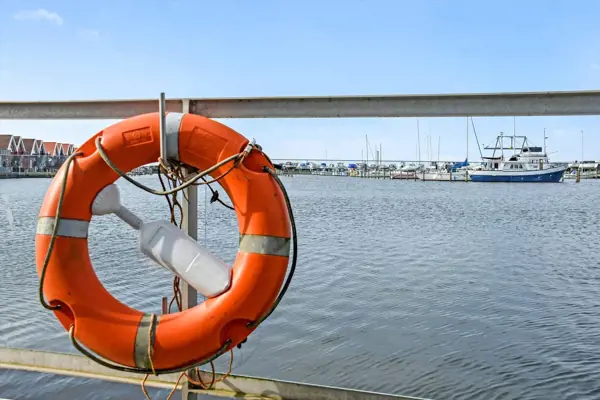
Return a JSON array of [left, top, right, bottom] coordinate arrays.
[[0, 347, 428, 400], [2, 90, 600, 119]]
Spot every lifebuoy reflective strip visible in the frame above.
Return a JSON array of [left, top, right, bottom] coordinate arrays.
[[36, 112, 291, 371], [37, 217, 89, 238], [239, 234, 291, 257], [134, 313, 158, 369], [165, 112, 184, 160]]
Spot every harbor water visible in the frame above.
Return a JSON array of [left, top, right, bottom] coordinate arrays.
[[1, 175, 599, 400]]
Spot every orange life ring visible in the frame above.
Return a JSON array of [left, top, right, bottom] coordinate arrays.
[[35, 112, 292, 372]]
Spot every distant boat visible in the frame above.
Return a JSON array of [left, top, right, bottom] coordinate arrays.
[[450, 158, 469, 172], [400, 163, 422, 172], [564, 161, 600, 179], [419, 169, 469, 181], [470, 134, 567, 183]]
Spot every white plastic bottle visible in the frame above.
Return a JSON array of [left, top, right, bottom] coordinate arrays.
[[138, 219, 231, 297], [92, 184, 232, 298]]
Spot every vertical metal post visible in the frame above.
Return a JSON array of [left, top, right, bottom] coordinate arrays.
[[157, 94, 197, 398], [159, 93, 168, 162], [179, 100, 199, 400], [158, 93, 170, 317]]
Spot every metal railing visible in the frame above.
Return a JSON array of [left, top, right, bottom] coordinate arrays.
[[0, 347, 423, 400], [3, 90, 600, 119], [2, 90, 600, 400]]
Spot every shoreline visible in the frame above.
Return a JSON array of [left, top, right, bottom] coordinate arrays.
[[0, 172, 56, 179], [0, 172, 154, 179]]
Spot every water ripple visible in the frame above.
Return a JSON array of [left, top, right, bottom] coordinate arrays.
[[1, 176, 600, 399]]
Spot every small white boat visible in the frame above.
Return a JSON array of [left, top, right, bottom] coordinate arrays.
[[564, 161, 600, 179]]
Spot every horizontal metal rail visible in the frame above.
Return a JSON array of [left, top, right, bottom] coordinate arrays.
[[2, 90, 600, 119], [0, 348, 429, 400]]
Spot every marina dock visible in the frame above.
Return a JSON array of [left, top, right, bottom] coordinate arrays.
[[4, 159, 591, 182]]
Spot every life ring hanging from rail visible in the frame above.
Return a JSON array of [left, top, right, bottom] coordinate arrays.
[[35, 112, 293, 372]]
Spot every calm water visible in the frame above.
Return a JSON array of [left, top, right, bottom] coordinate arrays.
[[1, 175, 599, 400]]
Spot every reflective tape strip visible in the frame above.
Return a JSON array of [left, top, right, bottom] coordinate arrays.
[[239, 234, 290, 257], [182, 99, 190, 113], [36, 217, 89, 239], [134, 313, 159, 370], [165, 112, 184, 161]]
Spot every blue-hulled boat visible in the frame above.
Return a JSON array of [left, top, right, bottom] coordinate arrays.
[[470, 134, 567, 183]]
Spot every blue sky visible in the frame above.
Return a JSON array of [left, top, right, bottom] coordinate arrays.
[[1, 0, 600, 162]]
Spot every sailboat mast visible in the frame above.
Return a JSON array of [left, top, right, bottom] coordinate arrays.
[[470, 117, 484, 159], [365, 135, 368, 166], [417, 119, 421, 164], [581, 130, 584, 161], [429, 135, 432, 163], [543, 128, 546, 155], [466, 117, 469, 160], [427, 135, 430, 164], [513, 116, 516, 155]]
